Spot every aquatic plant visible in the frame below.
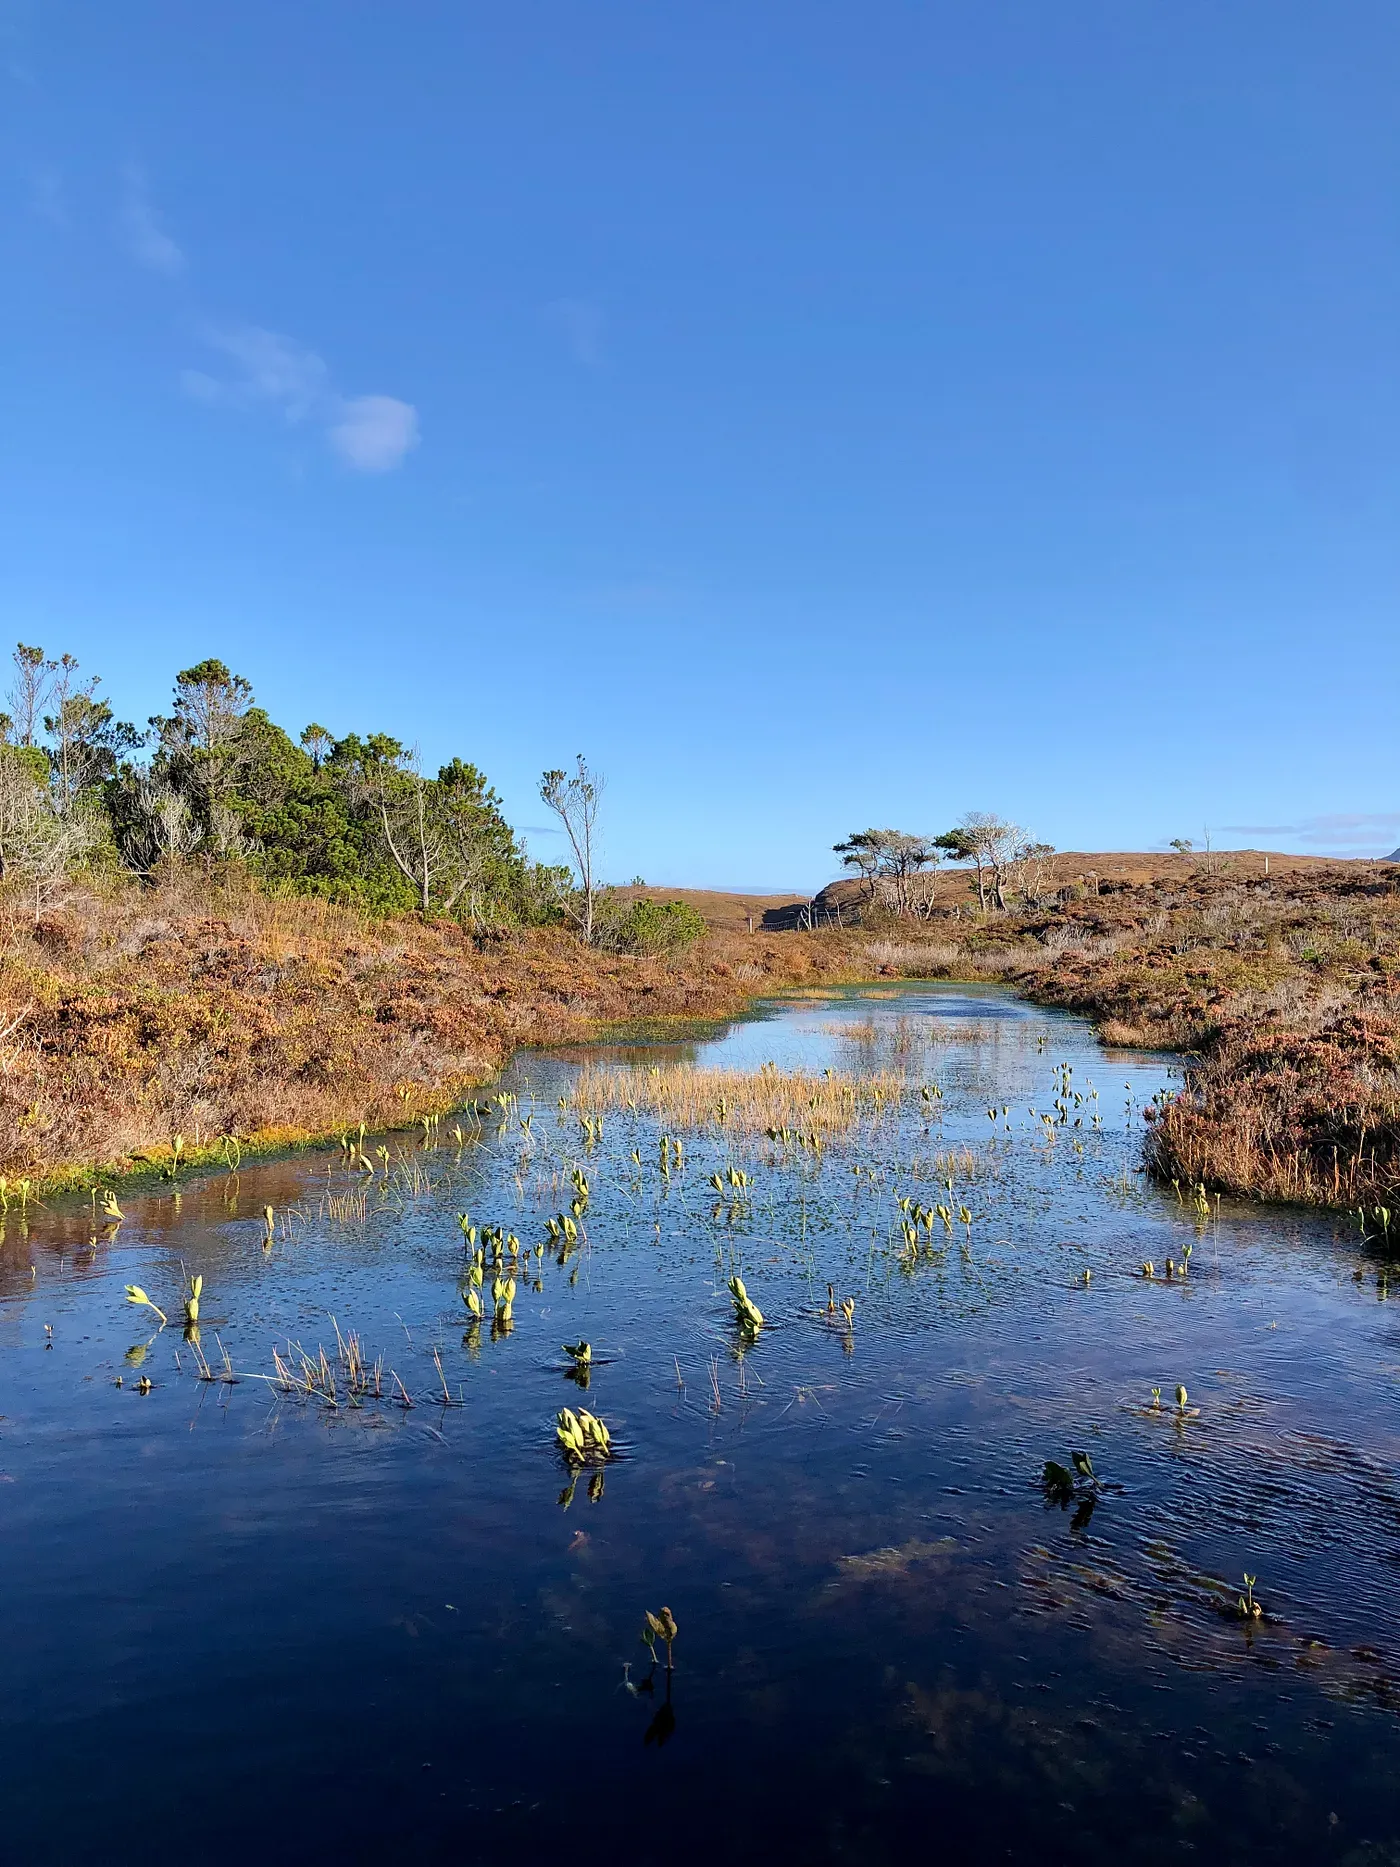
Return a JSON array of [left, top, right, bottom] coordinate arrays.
[[322, 1188, 367, 1222], [562, 1340, 592, 1366], [555, 1406, 613, 1464], [1043, 1451, 1101, 1503], [492, 1273, 516, 1325], [1237, 1572, 1263, 1620], [641, 1606, 679, 1670], [183, 1274, 202, 1326], [727, 1274, 763, 1333], [124, 1285, 168, 1326], [270, 1319, 394, 1409], [1042, 1459, 1075, 1502], [571, 1166, 590, 1210], [462, 1279, 483, 1320], [100, 1190, 123, 1222], [0, 1172, 31, 1217]]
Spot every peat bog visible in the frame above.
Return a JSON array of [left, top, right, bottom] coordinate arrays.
[[2, 984, 1398, 1862]]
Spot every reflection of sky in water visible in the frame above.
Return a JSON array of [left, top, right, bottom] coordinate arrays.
[[0, 984, 1395, 1861], [572, 982, 1176, 1137]]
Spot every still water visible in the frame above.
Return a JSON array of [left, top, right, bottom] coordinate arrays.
[[2, 984, 1399, 1862]]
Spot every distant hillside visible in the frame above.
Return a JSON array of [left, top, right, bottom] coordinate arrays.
[[618, 853, 1392, 932], [610, 885, 809, 933]]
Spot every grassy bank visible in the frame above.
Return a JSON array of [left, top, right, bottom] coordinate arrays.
[[0, 874, 874, 1191], [4, 861, 1398, 1212]]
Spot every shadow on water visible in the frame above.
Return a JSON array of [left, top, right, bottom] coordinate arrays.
[[1, 982, 1398, 1861]]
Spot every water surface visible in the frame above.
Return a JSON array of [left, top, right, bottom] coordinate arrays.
[[3, 984, 1399, 1862]]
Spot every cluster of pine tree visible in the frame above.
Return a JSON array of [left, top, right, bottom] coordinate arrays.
[[0, 645, 564, 925]]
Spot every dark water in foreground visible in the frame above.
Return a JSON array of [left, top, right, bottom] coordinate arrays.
[[3, 984, 1400, 1863]]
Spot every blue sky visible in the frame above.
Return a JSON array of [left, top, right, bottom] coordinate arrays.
[[2, 2, 1397, 890]]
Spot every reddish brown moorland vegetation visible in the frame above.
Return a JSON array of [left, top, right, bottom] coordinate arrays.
[[0, 873, 866, 1187], [5, 855, 1400, 1212]]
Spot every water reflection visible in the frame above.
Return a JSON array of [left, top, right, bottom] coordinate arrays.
[[0, 984, 1395, 1860]]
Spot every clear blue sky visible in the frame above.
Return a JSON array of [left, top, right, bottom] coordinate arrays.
[[2, 2, 1397, 890]]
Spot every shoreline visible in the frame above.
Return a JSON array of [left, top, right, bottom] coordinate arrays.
[[5, 862, 1397, 1215]]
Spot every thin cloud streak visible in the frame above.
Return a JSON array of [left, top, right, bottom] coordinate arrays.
[[182, 327, 419, 472], [118, 164, 185, 275], [189, 325, 329, 422], [1218, 812, 1400, 852], [117, 175, 419, 473]]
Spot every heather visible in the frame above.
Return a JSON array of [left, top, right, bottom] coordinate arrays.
[[846, 859, 1400, 1211], [0, 871, 863, 1185]]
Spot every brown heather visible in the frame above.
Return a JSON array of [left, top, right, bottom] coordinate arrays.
[[5, 857, 1400, 1210], [860, 860, 1400, 1212], [0, 872, 869, 1189]]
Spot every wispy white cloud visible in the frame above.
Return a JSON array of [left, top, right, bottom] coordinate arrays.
[[328, 394, 419, 472], [544, 297, 605, 367], [118, 164, 185, 275], [182, 325, 419, 473], [118, 171, 419, 474], [1218, 812, 1400, 853], [189, 324, 329, 421]]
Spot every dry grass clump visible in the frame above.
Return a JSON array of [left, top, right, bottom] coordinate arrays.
[[1096, 1018, 1159, 1049], [571, 1060, 907, 1137]]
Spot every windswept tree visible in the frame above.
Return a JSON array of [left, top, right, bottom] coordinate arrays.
[[0, 638, 554, 925], [833, 829, 941, 917], [104, 774, 204, 876], [1014, 839, 1058, 907], [149, 659, 254, 854], [374, 751, 458, 916], [944, 813, 1026, 911], [300, 723, 334, 771], [541, 756, 603, 942]]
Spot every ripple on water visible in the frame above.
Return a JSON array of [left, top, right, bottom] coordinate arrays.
[[0, 983, 1396, 1860]]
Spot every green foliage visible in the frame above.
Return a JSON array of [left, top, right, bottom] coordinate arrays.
[[3, 744, 50, 786], [600, 895, 707, 956], [933, 828, 979, 862], [7, 641, 562, 925]]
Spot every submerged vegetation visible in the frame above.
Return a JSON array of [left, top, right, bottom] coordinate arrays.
[[14, 966, 1398, 1852]]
